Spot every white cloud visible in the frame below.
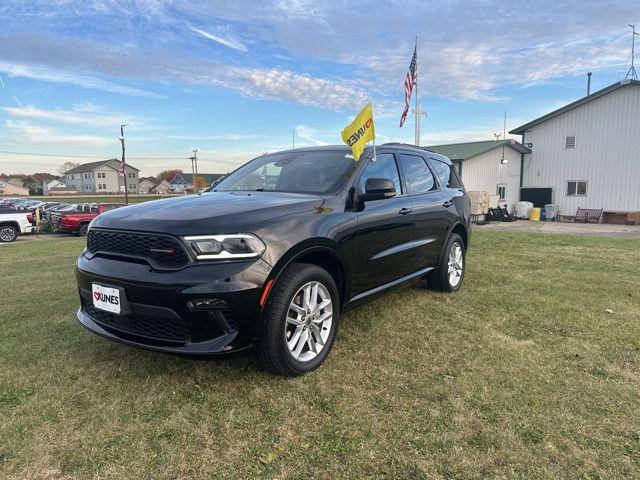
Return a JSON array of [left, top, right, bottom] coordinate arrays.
[[4, 120, 112, 145], [0, 1, 635, 108], [294, 125, 328, 146], [2, 105, 125, 129], [0, 61, 165, 99], [216, 67, 369, 111], [189, 26, 247, 52]]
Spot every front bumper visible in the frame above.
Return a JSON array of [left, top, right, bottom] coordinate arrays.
[[75, 251, 272, 357]]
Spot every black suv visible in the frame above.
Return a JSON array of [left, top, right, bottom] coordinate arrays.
[[75, 144, 470, 376]]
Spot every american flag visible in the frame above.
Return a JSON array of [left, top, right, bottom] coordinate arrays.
[[118, 157, 125, 177], [399, 44, 417, 128]]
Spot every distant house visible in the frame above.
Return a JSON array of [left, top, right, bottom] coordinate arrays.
[[169, 172, 225, 192], [0, 178, 29, 196], [169, 172, 190, 193], [7, 177, 24, 188], [425, 140, 530, 211], [152, 180, 172, 194], [63, 159, 140, 194], [43, 178, 66, 195], [138, 177, 157, 194]]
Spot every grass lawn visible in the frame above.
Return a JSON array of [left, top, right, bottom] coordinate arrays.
[[1, 232, 639, 479]]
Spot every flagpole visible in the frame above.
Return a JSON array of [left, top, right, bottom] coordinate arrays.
[[414, 35, 419, 146], [371, 101, 377, 162]]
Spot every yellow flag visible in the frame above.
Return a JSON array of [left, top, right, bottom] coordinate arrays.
[[341, 102, 375, 161]]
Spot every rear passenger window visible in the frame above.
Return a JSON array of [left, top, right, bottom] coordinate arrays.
[[359, 153, 402, 194], [399, 154, 435, 194], [431, 159, 462, 188]]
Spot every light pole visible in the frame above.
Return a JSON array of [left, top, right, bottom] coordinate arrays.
[[190, 147, 199, 193], [119, 124, 130, 204]]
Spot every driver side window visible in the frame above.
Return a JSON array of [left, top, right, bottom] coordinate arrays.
[[358, 153, 402, 195]]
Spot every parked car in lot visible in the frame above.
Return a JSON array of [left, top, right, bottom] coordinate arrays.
[[75, 144, 470, 376], [47, 203, 79, 228], [58, 203, 124, 236], [0, 207, 35, 242], [13, 200, 45, 211], [0, 197, 22, 206]]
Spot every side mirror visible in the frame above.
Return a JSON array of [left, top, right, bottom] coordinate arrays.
[[361, 178, 396, 202]]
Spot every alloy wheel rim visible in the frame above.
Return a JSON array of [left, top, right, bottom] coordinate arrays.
[[447, 242, 463, 287], [285, 281, 333, 362], [0, 227, 15, 242]]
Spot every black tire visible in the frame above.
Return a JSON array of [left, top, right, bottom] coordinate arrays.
[[257, 263, 340, 377], [0, 224, 18, 243], [77, 224, 89, 237], [427, 233, 465, 292]]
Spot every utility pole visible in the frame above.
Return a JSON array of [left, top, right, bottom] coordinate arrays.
[[626, 24, 639, 81], [587, 72, 592, 95], [190, 147, 199, 193], [118, 124, 129, 204]]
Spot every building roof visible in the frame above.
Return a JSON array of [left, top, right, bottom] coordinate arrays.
[[423, 139, 530, 161], [65, 159, 140, 174], [199, 173, 225, 184], [170, 173, 225, 185], [7, 177, 24, 187], [510, 79, 640, 134]]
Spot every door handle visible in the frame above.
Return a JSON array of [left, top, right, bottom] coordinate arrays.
[[398, 207, 412, 215], [443, 199, 454, 207]]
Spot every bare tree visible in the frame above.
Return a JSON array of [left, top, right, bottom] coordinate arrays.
[[58, 161, 81, 175]]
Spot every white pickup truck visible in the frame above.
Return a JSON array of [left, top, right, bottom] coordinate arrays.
[[0, 208, 35, 242]]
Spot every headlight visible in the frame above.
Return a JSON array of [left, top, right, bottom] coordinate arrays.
[[182, 234, 266, 260]]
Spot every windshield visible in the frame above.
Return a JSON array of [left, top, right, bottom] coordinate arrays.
[[213, 150, 357, 194]]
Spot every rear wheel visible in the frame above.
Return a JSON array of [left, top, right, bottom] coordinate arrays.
[[0, 225, 18, 243], [257, 263, 340, 377], [427, 233, 465, 292]]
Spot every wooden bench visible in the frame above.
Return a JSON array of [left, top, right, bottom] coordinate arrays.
[[602, 210, 640, 225]]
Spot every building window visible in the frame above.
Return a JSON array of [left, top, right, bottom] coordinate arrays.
[[103, 184, 106, 189], [497, 184, 507, 200], [566, 180, 587, 196], [565, 135, 576, 149]]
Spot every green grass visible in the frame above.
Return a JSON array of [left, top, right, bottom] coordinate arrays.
[[1, 232, 639, 479]]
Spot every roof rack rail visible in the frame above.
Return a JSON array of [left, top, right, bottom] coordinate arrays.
[[381, 142, 436, 153]]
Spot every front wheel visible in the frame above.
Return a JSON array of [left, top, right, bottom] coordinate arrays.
[[257, 263, 340, 377], [427, 233, 465, 292], [0, 225, 18, 243]]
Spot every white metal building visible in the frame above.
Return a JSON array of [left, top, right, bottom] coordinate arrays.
[[426, 140, 531, 211], [510, 79, 640, 216]]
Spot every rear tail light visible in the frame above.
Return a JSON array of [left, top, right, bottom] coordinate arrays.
[[27, 213, 34, 222]]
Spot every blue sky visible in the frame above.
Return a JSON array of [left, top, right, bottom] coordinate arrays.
[[0, 0, 637, 176]]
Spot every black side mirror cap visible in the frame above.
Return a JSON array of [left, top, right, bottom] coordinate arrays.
[[360, 178, 397, 202]]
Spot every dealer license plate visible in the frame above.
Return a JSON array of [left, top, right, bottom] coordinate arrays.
[[92, 284, 121, 314]]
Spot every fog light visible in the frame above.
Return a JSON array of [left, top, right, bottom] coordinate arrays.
[[188, 298, 228, 310]]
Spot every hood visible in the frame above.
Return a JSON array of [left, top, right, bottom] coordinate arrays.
[[90, 191, 324, 236]]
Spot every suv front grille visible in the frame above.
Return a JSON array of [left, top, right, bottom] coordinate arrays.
[[85, 305, 190, 343], [87, 229, 189, 268]]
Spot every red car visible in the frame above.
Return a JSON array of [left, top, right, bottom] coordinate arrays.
[[59, 203, 125, 236]]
